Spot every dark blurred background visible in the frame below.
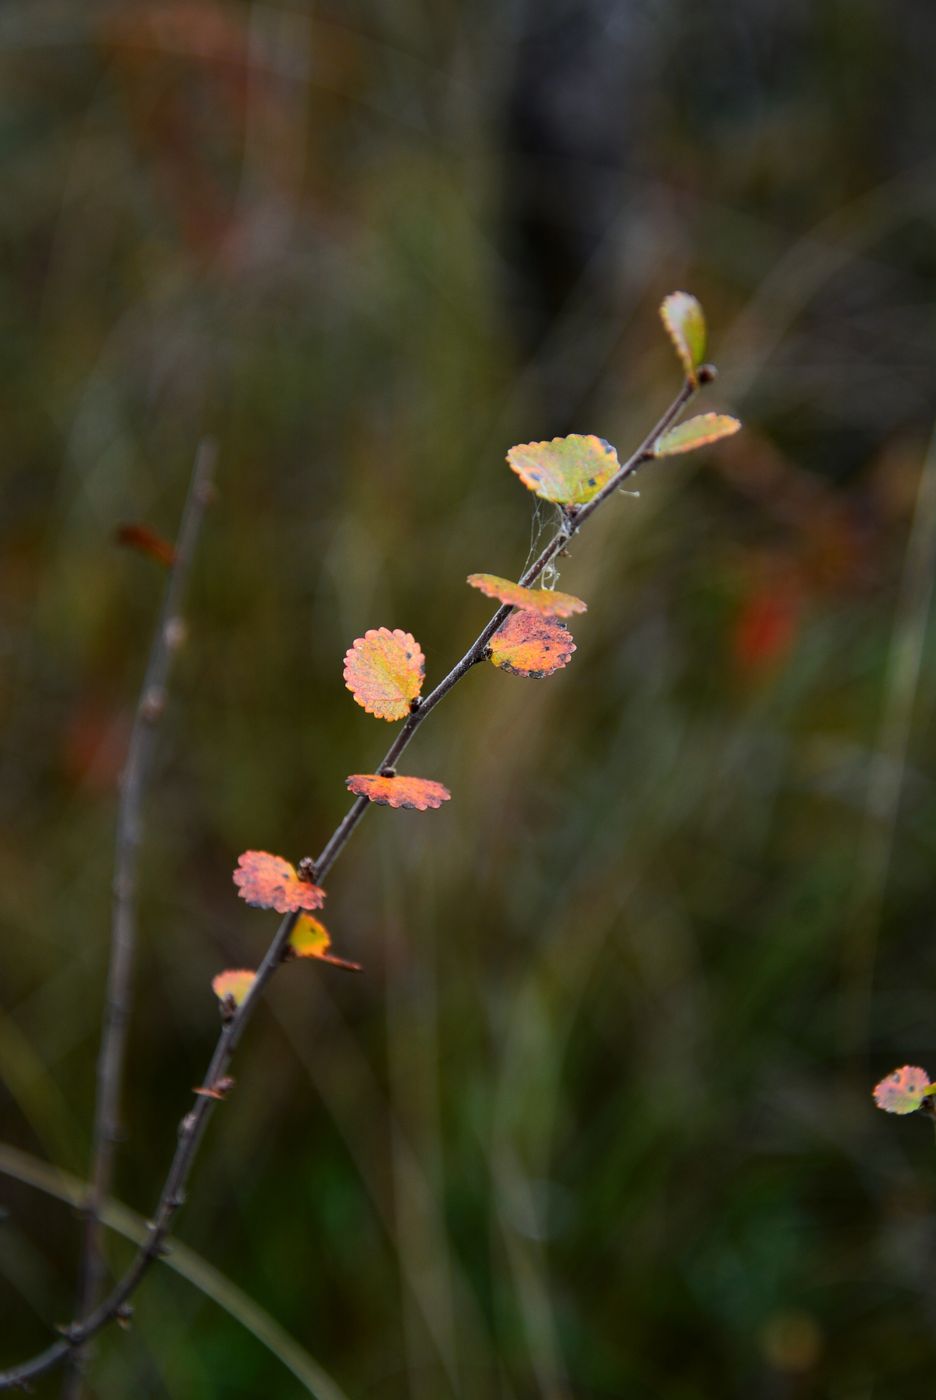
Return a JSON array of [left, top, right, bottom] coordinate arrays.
[[3, 1, 936, 1396]]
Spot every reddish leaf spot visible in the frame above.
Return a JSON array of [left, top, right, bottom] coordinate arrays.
[[116, 523, 177, 568], [233, 850, 326, 913], [872, 1065, 932, 1115], [346, 773, 451, 811], [61, 698, 130, 794], [488, 610, 575, 678], [467, 573, 586, 618], [343, 628, 425, 721], [289, 913, 363, 972], [733, 581, 801, 673], [507, 435, 619, 506], [211, 969, 256, 1007]]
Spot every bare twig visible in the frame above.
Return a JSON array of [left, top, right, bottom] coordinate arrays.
[[62, 441, 217, 1399], [0, 379, 697, 1391]]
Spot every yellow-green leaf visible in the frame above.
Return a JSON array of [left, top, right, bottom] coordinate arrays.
[[289, 914, 363, 972], [660, 292, 706, 384], [654, 414, 741, 457], [507, 435, 619, 506]]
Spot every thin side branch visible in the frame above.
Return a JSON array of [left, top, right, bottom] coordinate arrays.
[[63, 441, 217, 1399], [0, 380, 695, 1392]]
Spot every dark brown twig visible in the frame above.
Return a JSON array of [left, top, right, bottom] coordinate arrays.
[[0, 380, 696, 1392], [62, 441, 217, 1400]]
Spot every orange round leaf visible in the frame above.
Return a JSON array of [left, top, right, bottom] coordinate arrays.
[[346, 773, 451, 810], [233, 850, 326, 913], [343, 628, 425, 721], [872, 1065, 932, 1115], [211, 969, 256, 1007], [289, 914, 363, 972], [467, 573, 586, 618], [488, 610, 575, 678], [506, 435, 619, 506]]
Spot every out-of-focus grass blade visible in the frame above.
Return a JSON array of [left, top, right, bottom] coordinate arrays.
[[0, 1143, 351, 1400]]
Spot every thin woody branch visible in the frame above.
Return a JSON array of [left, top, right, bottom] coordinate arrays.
[[0, 376, 699, 1392], [63, 440, 217, 1399]]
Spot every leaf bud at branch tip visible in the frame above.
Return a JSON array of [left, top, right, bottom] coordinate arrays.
[[697, 363, 717, 385]]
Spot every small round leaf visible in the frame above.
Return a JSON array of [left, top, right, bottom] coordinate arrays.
[[289, 914, 363, 972], [467, 573, 587, 618], [233, 850, 326, 913], [872, 1065, 932, 1115], [343, 628, 425, 721], [507, 435, 619, 506], [489, 610, 575, 678], [654, 414, 741, 457], [346, 773, 451, 810], [660, 291, 707, 383], [211, 969, 256, 1007]]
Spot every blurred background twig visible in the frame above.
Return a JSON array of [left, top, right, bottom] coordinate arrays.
[[66, 438, 216, 1399]]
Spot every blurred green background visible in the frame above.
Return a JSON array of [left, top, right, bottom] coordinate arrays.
[[4, 2, 936, 1396]]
